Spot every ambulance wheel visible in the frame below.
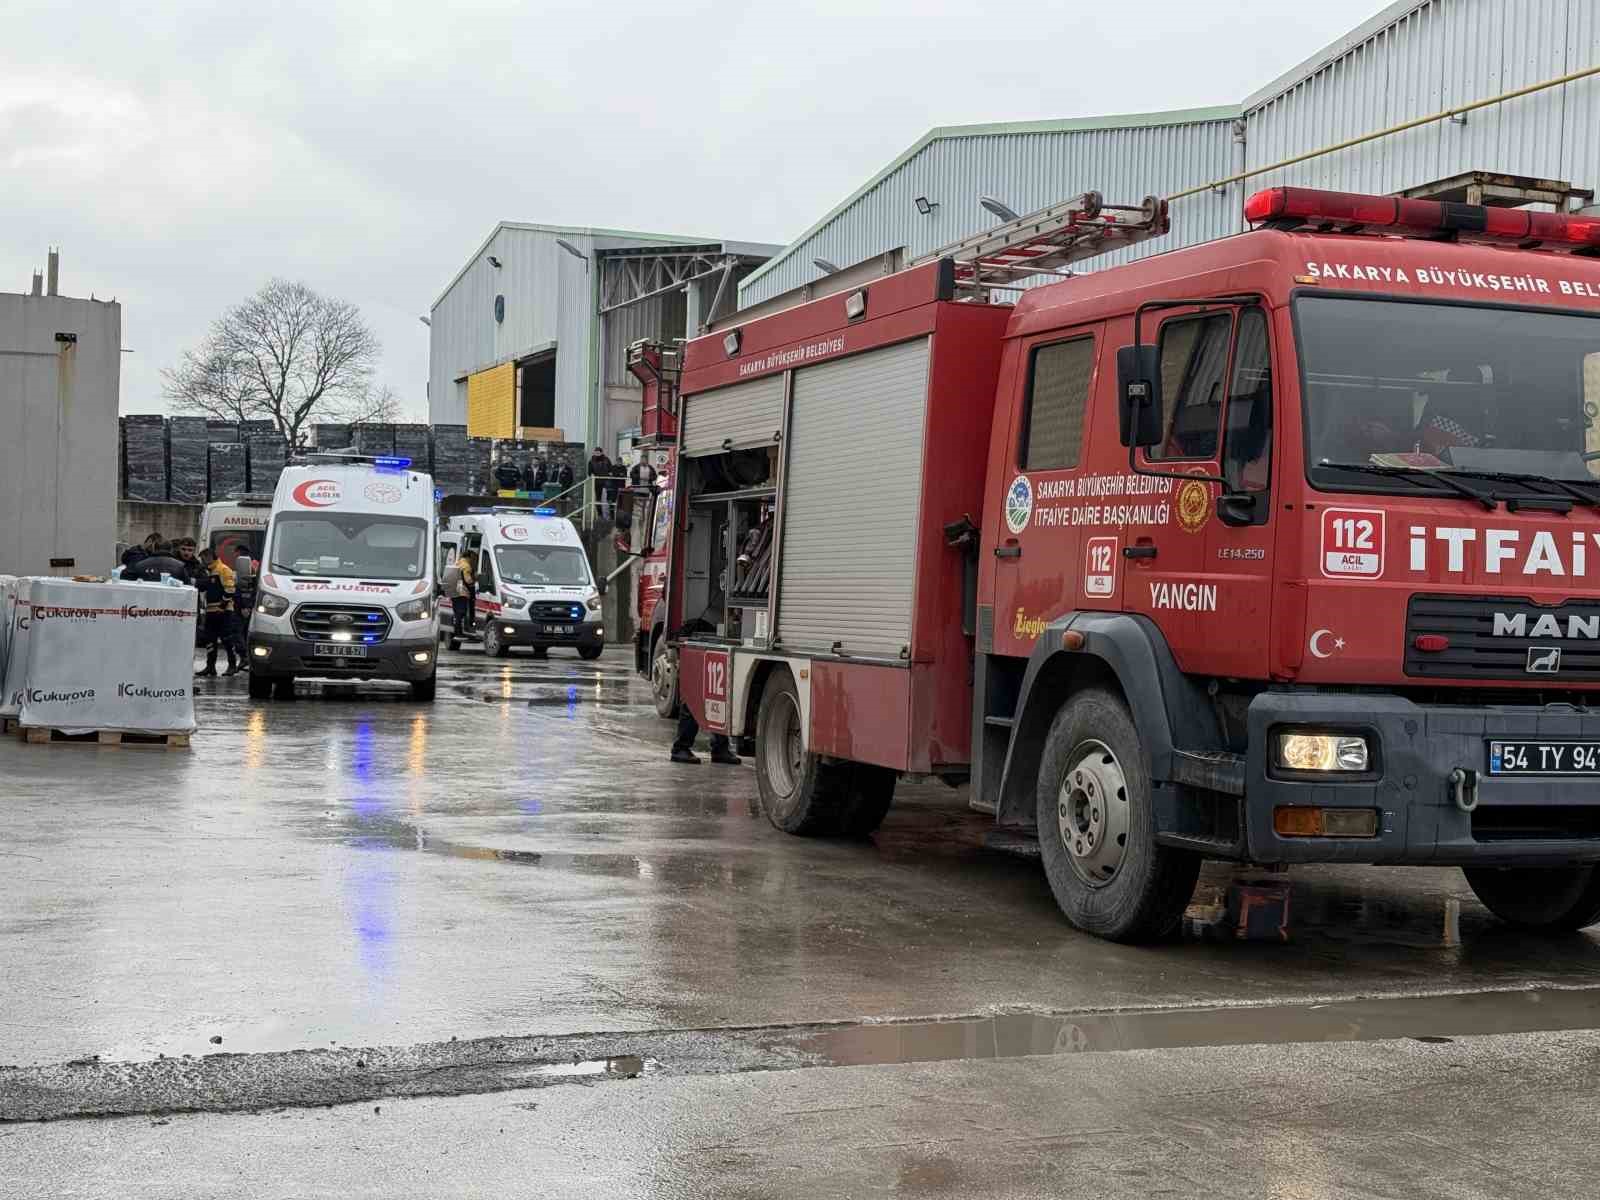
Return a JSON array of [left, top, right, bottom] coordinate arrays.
[[839, 764, 897, 837], [651, 640, 678, 718], [483, 625, 509, 658], [1036, 688, 1199, 943], [754, 670, 848, 836], [411, 673, 437, 702], [578, 645, 603, 661], [1462, 866, 1600, 930], [272, 676, 296, 701], [247, 671, 272, 701]]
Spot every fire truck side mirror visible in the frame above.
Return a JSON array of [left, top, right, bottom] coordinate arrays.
[[1116, 344, 1163, 447]]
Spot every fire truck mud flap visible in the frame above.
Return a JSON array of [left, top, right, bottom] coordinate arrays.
[[1246, 693, 1600, 867], [995, 613, 1226, 843]]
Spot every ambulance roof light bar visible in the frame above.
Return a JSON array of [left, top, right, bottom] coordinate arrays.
[[912, 191, 1170, 292], [1245, 186, 1600, 253]]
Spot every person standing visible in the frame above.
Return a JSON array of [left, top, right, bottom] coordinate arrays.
[[196, 547, 241, 676], [452, 552, 476, 639], [671, 706, 740, 765], [556, 458, 575, 516], [588, 447, 615, 523]]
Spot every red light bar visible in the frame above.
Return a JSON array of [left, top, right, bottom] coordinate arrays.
[[1245, 186, 1600, 252]]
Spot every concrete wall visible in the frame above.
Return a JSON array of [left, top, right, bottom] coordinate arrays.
[[116, 500, 202, 555], [0, 292, 120, 576]]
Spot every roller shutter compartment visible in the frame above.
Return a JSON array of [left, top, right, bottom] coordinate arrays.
[[680, 374, 785, 456], [777, 337, 930, 659]]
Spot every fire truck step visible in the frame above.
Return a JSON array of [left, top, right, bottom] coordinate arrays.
[[1169, 750, 1246, 797], [983, 714, 1015, 729]]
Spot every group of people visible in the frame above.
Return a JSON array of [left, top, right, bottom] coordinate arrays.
[[489, 450, 638, 523], [118, 532, 252, 677]]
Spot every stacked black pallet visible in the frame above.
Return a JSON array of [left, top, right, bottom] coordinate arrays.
[[121, 415, 168, 501], [430, 425, 470, 493], [311, 423, 351, 452], [168, 417, 210, 503], [206, 420, 241, 444], [353, 424, 396, 457], [466, 438, 494, 495], [208, 442, 247, 500], [393, 423, 430, 472], [247, 434, 287, 494]]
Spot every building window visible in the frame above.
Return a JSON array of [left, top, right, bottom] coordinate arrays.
[[1021, 337, 1096, 472]]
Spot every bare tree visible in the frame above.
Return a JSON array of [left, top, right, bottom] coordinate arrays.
[[164, 279, 396, 450]]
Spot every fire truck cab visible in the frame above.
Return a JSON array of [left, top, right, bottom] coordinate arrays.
[[664, 186, 1600, 941]]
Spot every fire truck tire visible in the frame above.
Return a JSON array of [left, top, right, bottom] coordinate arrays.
[[1462, 866, 1600, 930], [839, 764, 897, 837], [651, 641, 678, 719], [755, 670, 848, 836], [247, 671, 272, 701], [1036, 689, 1200, 943]]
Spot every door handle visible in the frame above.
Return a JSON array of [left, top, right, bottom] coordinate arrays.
[[994, 545, 1022, 559], [1122, 545, 1158, 560]]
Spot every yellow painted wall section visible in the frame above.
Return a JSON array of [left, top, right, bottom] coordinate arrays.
[[467, 363, 515, 439]]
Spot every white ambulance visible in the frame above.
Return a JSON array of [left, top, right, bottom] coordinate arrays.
[[446, 507, 604, 660], [247, 455, 440, 700], [198, 494, 272, 571]]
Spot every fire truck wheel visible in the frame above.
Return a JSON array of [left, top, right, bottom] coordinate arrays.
[[1462, 866, 1600, 930], [755, 670, 848, 836], [247, 671, 272, 701], [651, 642, 679, 719], [1036, 689, 1200, 943], [839, 764, 897, 837]]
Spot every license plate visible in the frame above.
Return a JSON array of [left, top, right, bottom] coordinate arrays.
[[314, 643, 368, 659], [1488, 740, 1600, 775], [543, 624, 574, 635]]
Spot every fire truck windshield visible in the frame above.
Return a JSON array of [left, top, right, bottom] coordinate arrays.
[[1297, 296, 1600, 487]]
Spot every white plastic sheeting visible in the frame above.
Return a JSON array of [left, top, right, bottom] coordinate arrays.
[[1, 578, 198, 735]]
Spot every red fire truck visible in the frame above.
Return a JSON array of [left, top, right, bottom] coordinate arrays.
[[642, 185, 1600, 942]]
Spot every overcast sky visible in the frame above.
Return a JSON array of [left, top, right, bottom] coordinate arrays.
[[3, 0, 1386, 419]]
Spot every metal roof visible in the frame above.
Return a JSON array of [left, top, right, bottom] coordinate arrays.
[[1243, 0, 1430, 113], [736, 105, 1242, 298]]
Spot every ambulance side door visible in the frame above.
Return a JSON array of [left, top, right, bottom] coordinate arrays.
[[991, 325, 1104, 658]]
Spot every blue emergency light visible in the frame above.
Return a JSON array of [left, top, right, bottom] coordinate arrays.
[[533, 506, 557, 516], [374, 456, 411, 471]]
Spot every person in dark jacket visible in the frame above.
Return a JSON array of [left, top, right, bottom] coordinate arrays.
[[119, 531, 163, 576], [588, 448, 615, 522], [494, 458, 523, 492]]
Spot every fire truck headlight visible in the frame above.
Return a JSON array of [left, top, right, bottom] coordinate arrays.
[[1274, 732, 1370, 773]]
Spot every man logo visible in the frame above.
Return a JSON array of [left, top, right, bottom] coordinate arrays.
[[1527, 647, 1562, 674]]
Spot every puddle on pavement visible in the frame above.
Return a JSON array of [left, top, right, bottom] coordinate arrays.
[[510, 1054, 650, 1081], [787, 988, 1600, 1066]]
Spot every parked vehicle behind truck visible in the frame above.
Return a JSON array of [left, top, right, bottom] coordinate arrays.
[[247, 454, 439, 701], [651, 185, 1600, 942]]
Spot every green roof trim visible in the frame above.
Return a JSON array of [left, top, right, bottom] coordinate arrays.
[[737, 104, 1242, 295]]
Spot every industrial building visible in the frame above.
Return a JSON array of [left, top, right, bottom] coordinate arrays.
[[0, 252, 120, 577], [426, 225, 777, 455], [738, 0, 1600, 315]]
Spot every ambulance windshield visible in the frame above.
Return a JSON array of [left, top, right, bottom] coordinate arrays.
[[1298, 296, 1600, 484], [270, 514, 427, 579], [494, 545, 590, 587]]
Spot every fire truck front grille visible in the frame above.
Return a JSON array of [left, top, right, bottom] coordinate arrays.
[[529, 601, 586, 623], [1404, 594, 1600, 682], [293, 604, 393, 643]]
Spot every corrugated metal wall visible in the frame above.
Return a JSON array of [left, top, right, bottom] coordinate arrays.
[[740, 116, 1238, 307], [742, 0, 1600, 311], [1245, 0, 1600, 198]]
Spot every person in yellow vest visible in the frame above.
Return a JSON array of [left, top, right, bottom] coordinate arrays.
[[196, 547, 241, 676]]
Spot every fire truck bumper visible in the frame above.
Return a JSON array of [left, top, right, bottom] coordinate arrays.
[[1243, 692, 1600, 866]]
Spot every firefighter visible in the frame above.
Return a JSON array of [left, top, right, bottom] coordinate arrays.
[[196, 547, 242, 676]]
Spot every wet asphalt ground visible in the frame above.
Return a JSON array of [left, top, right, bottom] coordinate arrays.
[[4, 646, 1600, 1196]]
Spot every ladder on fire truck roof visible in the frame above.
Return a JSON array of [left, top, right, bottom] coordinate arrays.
[[912, 191, 1170, 295]]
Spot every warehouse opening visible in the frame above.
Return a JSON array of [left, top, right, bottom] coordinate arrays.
[[519, 352, 557, 430]]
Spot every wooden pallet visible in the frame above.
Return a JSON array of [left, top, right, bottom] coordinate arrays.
[[17, 727, 191, 748]]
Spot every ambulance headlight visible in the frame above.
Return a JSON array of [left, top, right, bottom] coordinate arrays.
[[396, 596, 432, 622], [256, 591, 289, 617], [503, 596, 528, 610], [586, 596, 602, 612]]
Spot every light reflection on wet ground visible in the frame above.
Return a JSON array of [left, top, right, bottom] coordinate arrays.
[[2, 645, 1599, 1069]]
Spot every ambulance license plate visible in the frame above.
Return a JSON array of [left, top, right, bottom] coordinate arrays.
[[1488, 740, 1600, 775], [314, 643, 368, 659], [543, 624, 574, 635]]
